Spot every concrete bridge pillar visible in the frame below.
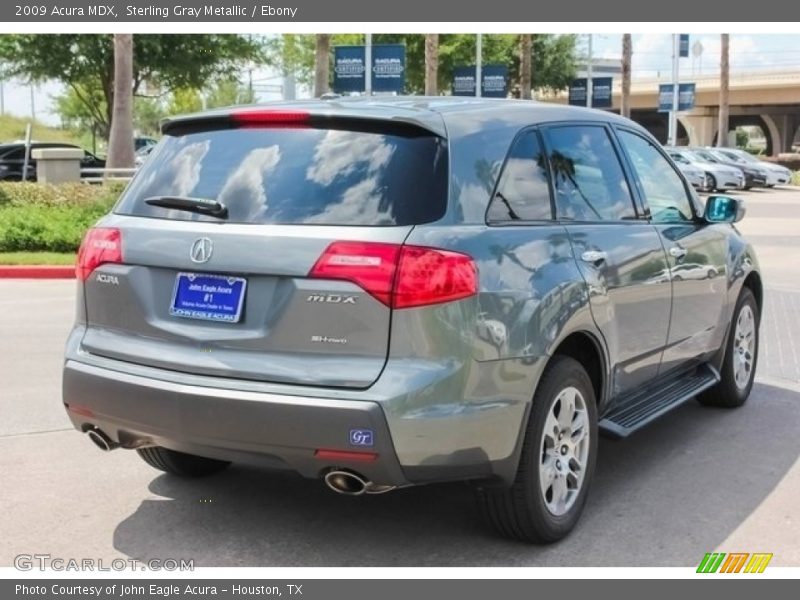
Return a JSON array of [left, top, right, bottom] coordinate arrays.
[[678, 110, 718, 147], [761, 114, 799, 155]]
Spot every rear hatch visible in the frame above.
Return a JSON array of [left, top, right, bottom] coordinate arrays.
[[78, 109, 449, 389]]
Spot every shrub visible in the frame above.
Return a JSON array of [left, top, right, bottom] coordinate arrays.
[[0, 182, 122, 252]]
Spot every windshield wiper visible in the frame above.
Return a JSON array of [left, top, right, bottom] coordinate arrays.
[[144, 196, 228, 219]]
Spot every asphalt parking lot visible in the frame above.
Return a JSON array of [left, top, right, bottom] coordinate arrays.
[[1, 186, 799, 567]]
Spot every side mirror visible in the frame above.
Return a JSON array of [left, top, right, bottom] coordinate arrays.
[[705, 195, 745, 223]]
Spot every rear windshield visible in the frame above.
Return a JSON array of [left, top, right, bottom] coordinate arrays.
[[115, 126, 448, 226]]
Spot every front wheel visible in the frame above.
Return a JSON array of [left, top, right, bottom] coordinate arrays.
[[699, 287, 759, 407], [476, 356, 598, 543]]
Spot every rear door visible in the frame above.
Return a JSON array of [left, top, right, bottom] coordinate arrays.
[[541, 123, 671, 397], [80, 116, 449, 389], [615, 128, 728, 373]]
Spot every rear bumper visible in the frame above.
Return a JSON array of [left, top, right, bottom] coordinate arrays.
[[63, 359, 410, 487]]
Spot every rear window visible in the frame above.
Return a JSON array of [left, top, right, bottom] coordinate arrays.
[[115, 126, 448, 226]]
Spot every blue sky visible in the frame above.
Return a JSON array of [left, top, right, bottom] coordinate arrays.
[[1, 34, 799, 127]]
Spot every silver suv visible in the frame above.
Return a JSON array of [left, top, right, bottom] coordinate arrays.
[[63, 98, 762, 543]]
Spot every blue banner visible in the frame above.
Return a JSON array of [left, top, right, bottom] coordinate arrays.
[[452, 66, 477, 96], [568, 78, 588, 106], [452, 65, 507, 97], [679, 34, 690, 58], [591, 76, 613, 108], [333, 46, 366, 93], [372, 44, 405, 93], [658, 82, 696, 112], [481, 65, 508, 98], [569, 78, 612, 108]]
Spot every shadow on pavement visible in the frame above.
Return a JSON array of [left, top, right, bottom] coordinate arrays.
[[112, 382, 800, 567]]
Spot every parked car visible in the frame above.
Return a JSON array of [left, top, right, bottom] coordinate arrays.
[[0, 142, 105, 181], [135, 136, 158, 151], [63, 98, 762, 543], [665, 151, 708, 191], [665, 147, 744, 192], [710, 147, 793, 187], [134, 144, 155, 167], [689, 147, 768, 189]]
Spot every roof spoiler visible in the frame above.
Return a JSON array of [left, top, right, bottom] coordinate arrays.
[[161, 107, 447, 138]]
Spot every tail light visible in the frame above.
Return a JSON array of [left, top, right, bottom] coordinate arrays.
[[231, 109, 309, 127], [309, 241, 477, 309], [76, 227, 122, 281]]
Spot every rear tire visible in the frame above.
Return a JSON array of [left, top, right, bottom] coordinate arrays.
[[706, 173, 717, 192], [476, 356, 598, 543], [137, 446, 231, 477], [698, 287, 759, 408]]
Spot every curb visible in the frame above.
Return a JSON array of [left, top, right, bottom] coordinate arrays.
[[0, 265, 75, 279]]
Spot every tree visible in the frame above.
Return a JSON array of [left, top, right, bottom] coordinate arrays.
[[0, 34, 261, 139], [425, 34, 439, 96], [519, 35, 532, 99], [314, 34, 331, 97], [107, 34, 134, 170], [717, 34, 730, 147], [621, 34, 632, 119]]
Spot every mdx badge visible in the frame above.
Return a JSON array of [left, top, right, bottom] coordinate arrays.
[[190, 238, 213, 264], [306, 294, 357, 304]]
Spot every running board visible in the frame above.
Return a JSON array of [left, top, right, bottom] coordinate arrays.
[[599, 364, 720, 438]]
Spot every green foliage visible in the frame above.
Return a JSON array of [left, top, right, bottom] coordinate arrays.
[[264, 33, 578, 95], [735, 127, 749, 149], [0, 251, 76, 265], [792, 171, 800, 186], [0, 34, 262, 138], [0, 114, 80, 145], [0, 182, 122, 252]]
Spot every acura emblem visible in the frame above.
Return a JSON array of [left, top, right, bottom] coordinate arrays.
[[190, 238, 213, 263]]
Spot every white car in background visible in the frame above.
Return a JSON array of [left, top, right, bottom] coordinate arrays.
[[665, 147, 745, 192], [667, 151, 708, 190], [711, 147, 793, 187]]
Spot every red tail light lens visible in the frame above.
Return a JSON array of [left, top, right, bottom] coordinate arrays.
[[309, 241, 477, 309], [231, 109, 310, 126], [309, 242, 400, 306], [394, 246, 478, 309], [76, 227, 122, 281]]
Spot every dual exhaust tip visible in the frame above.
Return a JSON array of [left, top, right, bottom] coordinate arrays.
[[324, 469, 395, 496], [85, 428, 394, 496]]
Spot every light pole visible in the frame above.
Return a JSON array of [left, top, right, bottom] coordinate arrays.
[[586, 34, 593, 109], [476, 34, 483, 98], [668, 34, 680, 146], [365, 33, 372, 96]]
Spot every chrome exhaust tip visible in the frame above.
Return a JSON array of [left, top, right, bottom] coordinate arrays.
[[324, 470, 369, 496], [86, 428, 118, 452], [324, 470, 396, 496]]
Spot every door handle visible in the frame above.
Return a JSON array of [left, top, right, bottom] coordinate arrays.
[[580, 250, 607, 264], [669, 245, 687, 260]]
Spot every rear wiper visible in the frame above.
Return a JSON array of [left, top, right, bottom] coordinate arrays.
[[144, 196, 228, 219]]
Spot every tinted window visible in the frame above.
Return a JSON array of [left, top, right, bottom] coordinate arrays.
[[0, 148, 25, 160], [545, 126, 635, 221], [487, 130, 552, 222], [618, 130, 693, 223], [115, 126, 448, 226]]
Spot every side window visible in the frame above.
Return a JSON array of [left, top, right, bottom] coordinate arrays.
[[617, 130, 694, 223], [545, 125, 636, 221], [487, 130, 552, 222]]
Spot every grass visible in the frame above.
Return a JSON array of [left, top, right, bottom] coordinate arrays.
[[0, 251, 76, 265], [792, 171, 800, 186], [0, 114, 82, 146]]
